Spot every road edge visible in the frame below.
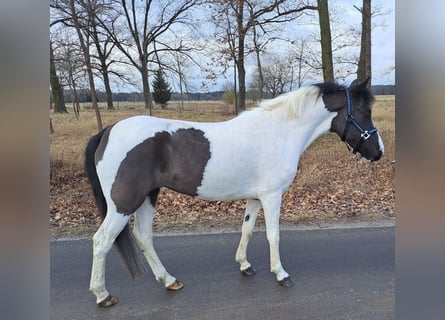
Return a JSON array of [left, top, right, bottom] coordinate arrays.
[[51, 216, 394, 242]]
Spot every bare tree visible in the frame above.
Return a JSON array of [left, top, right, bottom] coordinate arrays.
[[167, 48, 193, 112], [50, 40, 68, 113], [84, 0, 117, 110], [288, 38, 316, 89], [211, 0, 317, 111], [96, 0, 198, 115], [53, 29, 87, 118], [55, 1, 138, 112], [51, 0, 103, 130], [50, 16, 70, 114], [69, 0, 103, 130], [261, 59, 293, 97], [251, 22, 283, 99], [293, 1, 365, 82]]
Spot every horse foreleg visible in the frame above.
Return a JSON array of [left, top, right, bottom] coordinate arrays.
[[235, 199, 261, 275], [261, 194, 294, 287], [133, 198, 183, 291], [90, 211, 130, 306]]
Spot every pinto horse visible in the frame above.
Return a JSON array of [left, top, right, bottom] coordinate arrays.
[[85, 79, 384, 306]]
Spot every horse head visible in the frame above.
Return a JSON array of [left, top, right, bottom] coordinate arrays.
[[318, 78, 384, 162]]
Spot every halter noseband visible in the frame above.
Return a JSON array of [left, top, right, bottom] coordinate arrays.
[[341, 88, 378, 154]]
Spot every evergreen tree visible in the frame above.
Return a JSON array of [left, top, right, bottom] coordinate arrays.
[[152, 69, 171, 109]]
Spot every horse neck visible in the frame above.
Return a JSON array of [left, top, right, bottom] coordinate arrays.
[[287, 102, 336, 153]]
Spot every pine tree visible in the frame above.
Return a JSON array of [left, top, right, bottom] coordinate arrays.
[[152, 69, 171, 109]]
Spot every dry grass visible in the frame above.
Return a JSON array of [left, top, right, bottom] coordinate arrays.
[[50, 96, 395, 236]]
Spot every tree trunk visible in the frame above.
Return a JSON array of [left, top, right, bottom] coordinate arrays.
[[236, 0, 246, 112], [253, 24, 264, 100], [357, 0, 372, 84], [233, 61, 238, 115], [50, 41, 68, 113], [71, 81, 80, 119], [141, 65, 154, 115], [237, 59, 246, 112], [50, 117, 55, 134], [179, 75, 184, 113], [102, 68, 114, 110], [67, 69, 80, 118], [317, 0, 334, 82], [90, 8, 114, 111]]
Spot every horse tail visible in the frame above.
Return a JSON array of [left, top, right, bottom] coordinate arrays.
[[85, 127, 147, 278], [85, 128, 108, 220]]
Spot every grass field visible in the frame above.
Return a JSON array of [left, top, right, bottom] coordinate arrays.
[[50, 96, 395, 236]]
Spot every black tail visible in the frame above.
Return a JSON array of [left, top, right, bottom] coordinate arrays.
[[85, 127, 147, 278], [84, 128, 108, 220]]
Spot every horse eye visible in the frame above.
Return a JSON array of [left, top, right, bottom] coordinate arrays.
[[362, 111, 371, 119]]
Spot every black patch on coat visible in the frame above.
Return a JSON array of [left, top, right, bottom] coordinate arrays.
[[111, 128, 211, 215]]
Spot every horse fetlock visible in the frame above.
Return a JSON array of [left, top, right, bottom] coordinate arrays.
[[271, 264, 289, 280], [159, 274, 177, 287], [238, 260, 251, 271], [90, 286, 110, 305]]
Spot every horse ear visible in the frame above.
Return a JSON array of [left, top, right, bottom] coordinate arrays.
[[322, 91, 345, 112], [350, 79, 360, 87], [351, 77, 370, 89]]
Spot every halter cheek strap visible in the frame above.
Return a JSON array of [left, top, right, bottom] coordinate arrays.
[[341, 88, 378, 153]]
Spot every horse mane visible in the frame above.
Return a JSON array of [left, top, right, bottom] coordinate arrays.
[[254, 85, 324, 120], [314, 81, 374, 105], [248, 81, 374, 120], [313, 82, 345, 95]]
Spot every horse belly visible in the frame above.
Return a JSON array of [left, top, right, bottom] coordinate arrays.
[[195, 156, 261, 201], [194, 123, 283, 201]]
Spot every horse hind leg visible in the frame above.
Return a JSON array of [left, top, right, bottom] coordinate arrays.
[[132, 190, 183, 291], [236, 199, 261, 276], [89, 209, 130, 306]]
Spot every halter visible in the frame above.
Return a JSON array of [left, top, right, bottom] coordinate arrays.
[[341, 88, 378, 154]]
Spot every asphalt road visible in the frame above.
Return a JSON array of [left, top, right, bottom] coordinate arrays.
[[51, 227, 394, 320]]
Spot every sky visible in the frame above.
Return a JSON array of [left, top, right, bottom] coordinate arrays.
[[99, 0, 395, 93], [191, 0, 396, 92]]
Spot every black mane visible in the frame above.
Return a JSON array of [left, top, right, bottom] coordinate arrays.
[[313, 82, 346, 95], [313, 81, 374, 106]]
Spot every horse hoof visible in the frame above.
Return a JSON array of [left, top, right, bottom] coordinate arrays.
[[241, 266, 257, 277], [97, 295, 118, 307], [278, 277, 294, 287], [167, 280, 184, 291]]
